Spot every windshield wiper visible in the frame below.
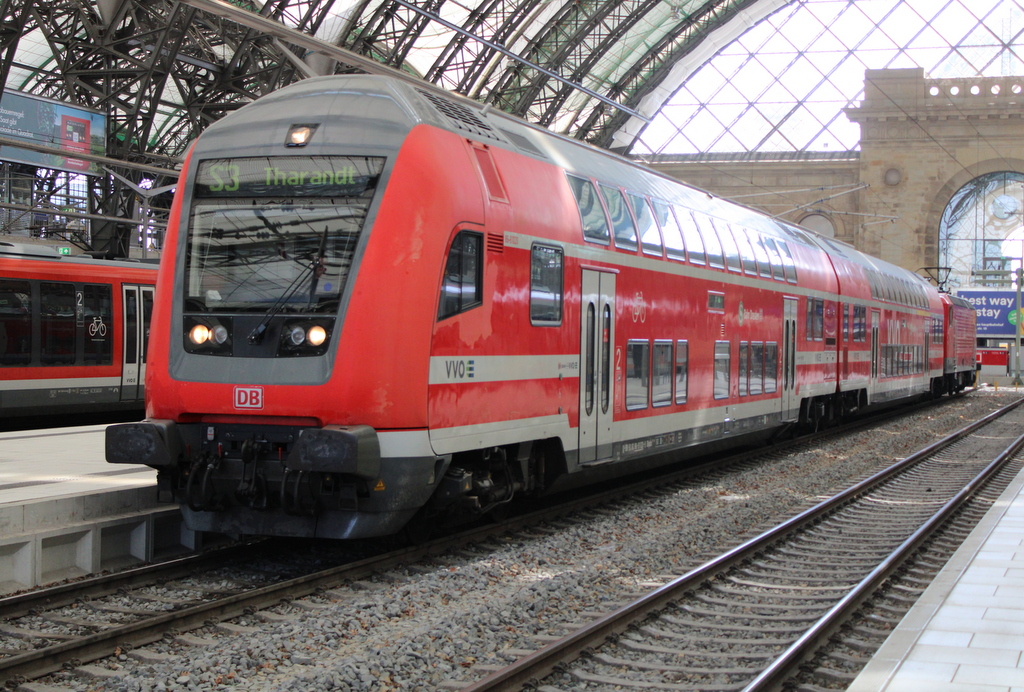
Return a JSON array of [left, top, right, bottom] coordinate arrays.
[[247, 225, 329, 345]]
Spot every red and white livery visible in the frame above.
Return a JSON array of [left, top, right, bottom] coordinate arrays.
[[1, 242, 157, 417], [106, 75, 974, 539]]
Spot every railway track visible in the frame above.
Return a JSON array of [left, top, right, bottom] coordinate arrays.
[[0, 393, 995, 688], [458, 396, 1024, 692]]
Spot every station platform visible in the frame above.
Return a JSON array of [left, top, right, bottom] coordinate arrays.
[[849, 452, 1024, 691], [0, 425, 198, 594]]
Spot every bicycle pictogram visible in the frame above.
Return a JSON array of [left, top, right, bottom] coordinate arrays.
[[88, 316, 107, 337]]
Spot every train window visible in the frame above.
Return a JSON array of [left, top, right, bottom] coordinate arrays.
[[599, 185, 638, 251], [806, 298, 824, 341], [675, 207, 706, 265], [585, 304, 595, 416], [626, 340, 650, 410], [776, 240, 798, 284], [695, 215, 724, 269], [733, 228, 759, 276], [713, 341, 730, 400], [601, 304, 612, 414], [652, 200, 686, 260], [83, 284, 113, 365], [738, 341, 749, 396], [764, 342, 778, 393], [933, 315, 943, 344], [854, 305, 867, 342], [530, 244, 563, 325], [40, 282, 75, 365], [716, 221, 742, 273], [752, 236, 773, 279], [762, 237, 786, 281], [630, 195, 663, 257], [0, 279, 31, 366], [750, 342, 764, 395], [438, 231, 483, 320], [142, 289, 153, 364], [843, 304, 850, 341], [675, 340, 688, 404], [124, 289, 138, 366], [652, 341, 673, 407], [708, 291, 725, 312], [567, 175, 610, 244]]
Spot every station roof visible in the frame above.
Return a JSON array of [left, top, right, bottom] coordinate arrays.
[[2, 0, 1019, 171]]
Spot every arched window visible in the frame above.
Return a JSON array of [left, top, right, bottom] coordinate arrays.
[[939, 172, 1024, 290]]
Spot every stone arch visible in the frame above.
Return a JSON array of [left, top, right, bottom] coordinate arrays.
[[924, 157, 1024, 269]]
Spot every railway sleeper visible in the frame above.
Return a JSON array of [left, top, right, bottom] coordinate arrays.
[[696, 594, 825, 611], [592, 652, 761, 676], [622, 635, 782, 657], [681, 604, 825, 623], [661, 614, 806, 635]]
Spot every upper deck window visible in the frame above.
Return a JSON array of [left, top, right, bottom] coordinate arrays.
[[652, 200, 686, 260], [567, 175, 610, 244], [599, 185, 638, 251], [630, 194, 663, 257], [676, 207, 706, 265], [695, 214, 724, 269]]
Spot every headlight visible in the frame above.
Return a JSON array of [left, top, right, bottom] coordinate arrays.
[[184, 316, 233, 355], [278, 319, 333, 356], [189, 323, 210, 345], [308, 325, 327, 346], [212, 324, 229, 345]]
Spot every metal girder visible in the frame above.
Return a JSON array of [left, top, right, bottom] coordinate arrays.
[[423, 0, 543, 96], [345, 0, 445, 71], [8, 0, 767, 166], [579, 0, 766, 148], [484, 0, 644, 121], [0, 0, 30, 96]]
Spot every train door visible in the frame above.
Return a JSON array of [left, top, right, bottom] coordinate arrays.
[[781, 297, 798, 421], [579, 269, 615, 465], [872, 309, 880, 378], [120, 285, 154, 401]]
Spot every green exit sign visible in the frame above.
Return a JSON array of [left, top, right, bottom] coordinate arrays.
[[57, 247, 71, 255]]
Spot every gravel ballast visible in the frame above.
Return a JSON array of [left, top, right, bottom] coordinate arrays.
[[35, 390, 1022, 692]]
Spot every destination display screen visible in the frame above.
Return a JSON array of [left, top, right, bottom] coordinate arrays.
[[194, 156, 385, 198]]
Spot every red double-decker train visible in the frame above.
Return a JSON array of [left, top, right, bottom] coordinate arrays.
[[1, 242, 157, 418], [106, 75, 976, 539]]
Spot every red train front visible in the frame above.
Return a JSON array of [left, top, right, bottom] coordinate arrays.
[[106, 75, 971, 539]]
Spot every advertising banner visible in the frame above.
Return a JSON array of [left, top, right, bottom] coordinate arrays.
[[957, 289, 1021, 337], [0, 90, 105, 175]]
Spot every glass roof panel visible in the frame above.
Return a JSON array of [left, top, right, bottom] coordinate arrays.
[[635, 0, 1024, 155]]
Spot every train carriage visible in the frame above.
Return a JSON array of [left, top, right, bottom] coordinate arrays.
[[942, 293, 978, 394], [106, 75, 971, 539], [0, 242, 158, 418]]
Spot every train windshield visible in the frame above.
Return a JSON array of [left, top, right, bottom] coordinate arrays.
[[185, 156, 385, 314]]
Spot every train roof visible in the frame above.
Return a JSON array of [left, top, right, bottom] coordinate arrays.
[[198, 74, 940, 304], [0, 241, 159, 268]]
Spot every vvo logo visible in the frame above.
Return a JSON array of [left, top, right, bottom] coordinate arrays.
[[234, 386, 264, 409]]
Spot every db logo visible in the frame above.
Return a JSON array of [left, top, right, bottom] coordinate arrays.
[[234, 386, 264, 409]]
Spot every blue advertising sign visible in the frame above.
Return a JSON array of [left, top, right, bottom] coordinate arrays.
[[957, 289, 1021, 336], [0, 91, 105, 175]]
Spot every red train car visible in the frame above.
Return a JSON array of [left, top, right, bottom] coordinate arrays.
[[942, 293, 978, 392], [0, 242, 157, 417], [106, 75, 971, 539]]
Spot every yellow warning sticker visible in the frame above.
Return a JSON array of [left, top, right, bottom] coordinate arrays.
[[374, 480, 386, 491]]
